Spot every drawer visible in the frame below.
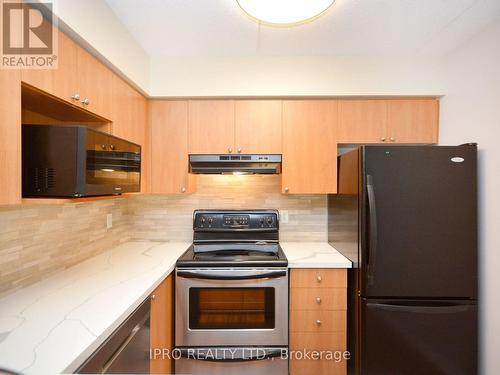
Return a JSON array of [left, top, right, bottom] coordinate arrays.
[[290, 288, 347, 311], [290, 310, 346, 332], [290, 357, 347, 375], [291, 269, 347, 288], [290, 332, 346, 351]]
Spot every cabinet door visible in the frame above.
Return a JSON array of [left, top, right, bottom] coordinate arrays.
[[21, 30, 78, 105], [282, 100, 338, 194], [150, 274, 174, 374], [234, 100, 282, 154], [338, 100, 388, 143], [387, 99, 439, 143], [151, 101, 194, 194], [188, 100, 235, 154], [0, 69, 22, 205], [76, 45, 113, 120]]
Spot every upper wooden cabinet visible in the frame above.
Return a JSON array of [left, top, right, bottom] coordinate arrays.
[[21, 29, 113, 120], [151, 100, 194, 194], [188, 100, 235, 154], [21, 30, 78, 104], [76, 46, 113, 120], [111, 76, 149, 192], [338, 100, 388, 143], [338, 99, 439, 144], [387, 99, 439, 143], [234, 100, 282, 154], [0, 69, 22, 205], [282, 100, 338, 194]]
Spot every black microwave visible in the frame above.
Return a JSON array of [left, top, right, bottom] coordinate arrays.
[[22, 125, 141, 198]]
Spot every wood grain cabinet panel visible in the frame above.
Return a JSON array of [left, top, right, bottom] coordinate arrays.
[[0, 69, 22, 205], [150, 274, 174, 374], [290, 357, 347, 375], [21, 30, 78, 104], [290, 288, 347, 311], [188, 100, 235, 154], [76, 45, 113, 120], [282, 100, 338, 194], [291, 268, 347, 288], [151, 100, 195, 194], [387, 99, 439, 143], [234, 100, 282, 154], [338, 100, 388, 143]]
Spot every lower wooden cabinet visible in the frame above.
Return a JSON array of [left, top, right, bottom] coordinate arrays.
[[150, 274, 174, 374], [289, 268, 348, 375]]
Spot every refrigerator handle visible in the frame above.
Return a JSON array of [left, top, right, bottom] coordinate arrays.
[[366, 175, 377, 285], [368, 302, 472, 314]]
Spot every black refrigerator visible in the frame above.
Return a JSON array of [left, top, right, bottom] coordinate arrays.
[[328, 144, 478, 375]]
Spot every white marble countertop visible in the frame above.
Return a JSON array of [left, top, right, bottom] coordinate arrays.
[[281, 242, 352, 268], [0, 240, 190, 375]]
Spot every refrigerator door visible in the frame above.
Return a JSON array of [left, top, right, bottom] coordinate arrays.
[[361, 145, 477, 298], [360, 299, 477, 375]]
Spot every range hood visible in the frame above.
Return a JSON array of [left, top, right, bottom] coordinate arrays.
[[189, 154, 282, 174]]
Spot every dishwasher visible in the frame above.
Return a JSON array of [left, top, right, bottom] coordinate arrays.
[[76, 298, 151, 374]]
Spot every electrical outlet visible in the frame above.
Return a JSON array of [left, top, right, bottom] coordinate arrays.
[[106, 213, 113, 229], [280, 210, 289, 224]]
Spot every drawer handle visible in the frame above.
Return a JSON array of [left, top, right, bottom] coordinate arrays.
[[316, 297, 322, 304], [317, 275, 322, 283], [316, 320, 322, 326]]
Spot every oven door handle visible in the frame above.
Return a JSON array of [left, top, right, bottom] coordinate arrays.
[[176, 270, 287, 280], [178, 348, 283, 362]]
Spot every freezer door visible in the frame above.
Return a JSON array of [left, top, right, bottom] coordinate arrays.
[[361, 145, 477, 298], [361, 299, 477, 375]]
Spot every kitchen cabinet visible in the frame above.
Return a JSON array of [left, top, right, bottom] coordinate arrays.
[[289, 268, 347, 375], [0, 69, 22, 205], [282, 100, 338, 194], [234, 100, 282, 154], [188, 100, 235, 154], [150, 274, 174, 374], [338, 99, 439, 144], [338, 100, 388, 143], [151, 100, 195, 194], [111, 76, 149, 192], [21, 30, 79, 105], [387, 99, 439, 143], [76, 45, 113, 120]]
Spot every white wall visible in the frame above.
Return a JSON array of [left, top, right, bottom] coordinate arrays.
[[49, 0, 150, 93], [150, 55, 445, 97], [439, 19, 500, 375]]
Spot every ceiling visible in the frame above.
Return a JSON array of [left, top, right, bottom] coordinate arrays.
[[105, 0, 500, 59]]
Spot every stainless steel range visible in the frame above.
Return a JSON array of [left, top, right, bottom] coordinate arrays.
[[175, 209, 288, 375]]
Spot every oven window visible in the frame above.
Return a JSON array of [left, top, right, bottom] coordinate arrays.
[[189, 288, 275, 330]]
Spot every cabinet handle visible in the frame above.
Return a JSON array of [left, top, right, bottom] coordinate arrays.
[[82, 98, 90, 106], [181, 187, 186, 193], [151, 294, 156, 301], [316, 297, 322, 304], [101, 144, 106, 150], [71, 93, 80, 101], [380, 137, 386, 142], [317, 275, 322, 283], [316, 320, 322, 326], [237, 148, 242, 153], [109, 145, 116, 150], [284, 187, 289, 193], [228, 147, 233, 153], [390, 137, 395, 142]]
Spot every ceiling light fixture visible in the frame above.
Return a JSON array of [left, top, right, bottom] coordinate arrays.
[[236, 0, 335, 27]]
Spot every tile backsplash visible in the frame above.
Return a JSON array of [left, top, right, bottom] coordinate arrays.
[[129, 174, 327, 242], [0, 174, 327, 295], [0, 198, 130, 296]]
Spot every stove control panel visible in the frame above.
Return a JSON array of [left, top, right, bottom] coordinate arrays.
[[194, 210, 279, 230]]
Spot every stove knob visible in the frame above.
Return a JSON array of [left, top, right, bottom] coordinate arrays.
[[208, 217, 213, 224], [200, 217, 206, 224], [267, 217, 273, 225]]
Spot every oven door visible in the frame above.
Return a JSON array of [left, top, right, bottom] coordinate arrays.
[[175, 268, 288, 347]]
